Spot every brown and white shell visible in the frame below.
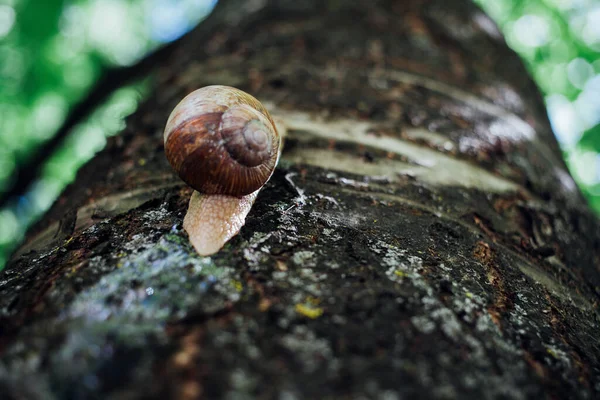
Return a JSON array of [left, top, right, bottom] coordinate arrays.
[[164, 85, 281, 197]]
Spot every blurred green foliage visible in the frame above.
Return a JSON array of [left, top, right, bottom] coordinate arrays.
[[0, 0, 598, 270], [475, 0, 600, 211]]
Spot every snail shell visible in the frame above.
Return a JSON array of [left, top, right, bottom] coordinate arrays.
[[164, 85, 281, 197]]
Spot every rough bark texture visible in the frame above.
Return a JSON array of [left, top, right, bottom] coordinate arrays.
[[2, 0, 600, 399]]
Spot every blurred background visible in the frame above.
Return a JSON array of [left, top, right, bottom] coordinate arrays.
[[0, 0, 598, 269]]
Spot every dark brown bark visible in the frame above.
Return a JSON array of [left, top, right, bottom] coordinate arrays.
[[2, 0, 600, 399]]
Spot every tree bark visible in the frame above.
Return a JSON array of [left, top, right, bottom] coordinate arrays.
[[2, 0, 600, 398]]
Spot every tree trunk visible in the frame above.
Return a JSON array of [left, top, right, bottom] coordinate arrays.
[[2, 0, 600, 398]]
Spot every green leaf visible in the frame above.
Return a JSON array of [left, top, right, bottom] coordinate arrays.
[[579, 124, 600, 152]]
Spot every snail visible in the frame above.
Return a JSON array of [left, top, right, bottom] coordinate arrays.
[[164, 85, 282, 255]]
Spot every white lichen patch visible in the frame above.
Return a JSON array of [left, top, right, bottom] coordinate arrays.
[[411, 315, 437, 334], [68, 233, 234, 326], [454, 294, 486, 324], [279, 325, 335, 374], [141, 204, 171, 227], [291, 251, 316, 267], [382, 247, 423, 285], [122, 233, 151, 253], [309, 210, 367, 229], [274, 109, 519, 194], [370, 239, 499, 367], [321, 228, 343, 242], [544, 345, 572, 369], [243, 231, 275, 269]]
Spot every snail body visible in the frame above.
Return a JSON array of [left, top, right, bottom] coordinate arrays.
[[164, 86, 281, 255]]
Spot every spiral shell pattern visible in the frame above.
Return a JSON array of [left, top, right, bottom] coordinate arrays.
[[164, 86, 281, 196]]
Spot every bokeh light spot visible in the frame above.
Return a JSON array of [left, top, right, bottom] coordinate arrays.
[[513, 14, 551, 48], [567, 58, 594, 89], [0, 209, 18, 245], [0, 4, 16, 39], [31, 93, 68, 141]]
